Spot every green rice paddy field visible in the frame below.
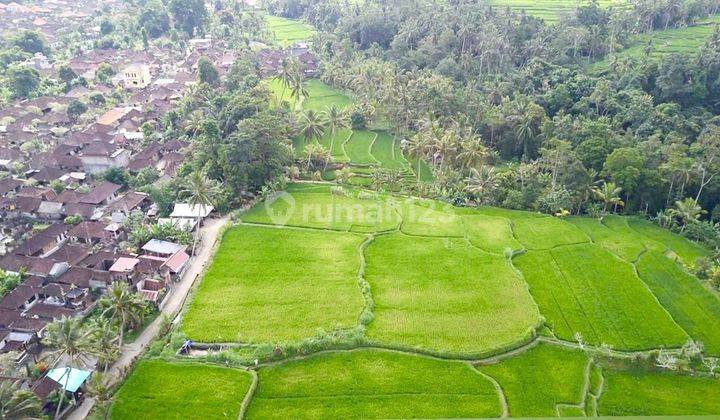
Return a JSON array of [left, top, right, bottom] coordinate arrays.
[[266, 77, 433, 182], [488, 0, 719, 62], [490, 0, 629, 22], [112, 184, 720, 418], [265, 15, 315, 46], [612, 15, 720, 60]]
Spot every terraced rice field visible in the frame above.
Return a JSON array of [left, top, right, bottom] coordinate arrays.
[[182, 224, 365, 343], [462, 214, 523, 254], [612, 16, 720, 60], [636, 251, 720, 355], [266, 77, 431, 182], [343, 131, 378, 165], [110, 360, 252, 419], [490, 0, 629, 22], [568, 216, 661, 262], [266, 78, 351, 112], [364, 234, 541, 354], [370, 131, 407, 170], [113, 185, 720, 418], [265, 15, 315, 46], [628, 217, 710, 264], [241, 184, 401, 232], [515, 244, 688, 350], [511, 216, 589, 249], [246, 350, 502, 419], [600, 368, 720, 415], [477, 343, 591, 417]]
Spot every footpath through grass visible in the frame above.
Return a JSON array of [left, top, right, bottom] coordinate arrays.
[[110, 360, 252, 419], [246, 349, 502, 419]]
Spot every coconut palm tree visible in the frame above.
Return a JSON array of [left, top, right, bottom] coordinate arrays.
[[592, 181, 624, 213], [299, 110, 327, 143], [276, 56, 298, 102], [669, 198, 706, 231], [87, 317, 119, 372], [86, 372, 112, 420], [457, 135, 488, 171], [304, 142, 332, 171], [515, 112, 537, 161], [43, 317, 96, 419], [98, 282, 147, 348], [183, 111, 206, 137], [434, 132, 458, 170], [322, 105, 349, 154], [289, 74, 309, 110], [180, 171, 219, 255], [405, 135, 431, 182], [464, 167, 497, 201], [0, 381, 43, 420]]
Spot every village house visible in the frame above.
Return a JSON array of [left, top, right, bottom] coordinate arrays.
[[121, 63, 152, 89], [169, 203, 214, 223], [68, 221, 118, 245], [12, 224, 69, 257], [77, 143, 132, 174], [79, 181, 122, 206]]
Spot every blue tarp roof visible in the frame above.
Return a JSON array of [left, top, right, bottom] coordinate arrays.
[[47, 367, 92, 392]]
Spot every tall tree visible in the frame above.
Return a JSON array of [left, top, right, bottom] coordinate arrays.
[[88, 317, 119, 372], [289, 74, 309, 109], [169, 0, 208, 37], [0, 381, 42, 420], [98, 282, 147, 347], [669, 198, 707, 231], [180, 171, 219, 255], [43, 317, 96, 419], [592, 181, 624, 213], [691, 126, 720, 202], [322, 105, 349, 153], [7, 66, 40, 99], [11, 31, 46, 54], [299, 110, 327, 142], [198, 57, 219, 85], [457, 134, 488, 172]]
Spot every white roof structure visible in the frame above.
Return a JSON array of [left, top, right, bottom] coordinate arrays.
[[142, 239, 185, 255], [158, 217, 196, 231], [169, 203, 214, 219], [38, 201, 64, 214]]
